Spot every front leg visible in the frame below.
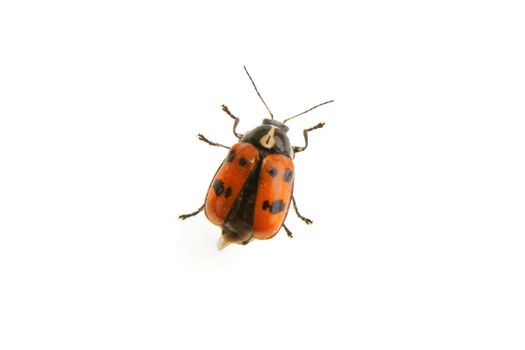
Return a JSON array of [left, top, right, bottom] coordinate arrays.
[[293, 122, 325, 154]]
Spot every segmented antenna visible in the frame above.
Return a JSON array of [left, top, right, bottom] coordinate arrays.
[[283, 100, 334, 124], [244, 66, 274, 120]]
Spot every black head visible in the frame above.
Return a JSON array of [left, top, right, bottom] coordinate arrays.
[[240, 119, 292, 157], [262, 118, 289, 132], [237, 66, 333, 158]]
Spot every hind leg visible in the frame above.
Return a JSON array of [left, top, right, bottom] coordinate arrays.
[[179, 204, 204, 220]]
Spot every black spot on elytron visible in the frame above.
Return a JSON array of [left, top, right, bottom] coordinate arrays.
[[261, 199, 285, 215], [224, 186, 232, 198], [284, 168, 293, 182], [268, 167, 277, 177], [270, 200, 285, 214], [238, 157, 247, 166], [226, 150, 236, 163], [213, 179, 224, 196]]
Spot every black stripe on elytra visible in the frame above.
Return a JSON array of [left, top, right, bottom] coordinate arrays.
[[284, 168, 293, 182], [213, 179, 225, 196], [226, 150, 236, 163]]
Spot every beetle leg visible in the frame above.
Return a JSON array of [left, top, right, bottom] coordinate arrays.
[[282, 223, 294, 238], [292, 196, 313, 224], [179, 204, 204, 220], [221, 104, 243, 139], [293, 122, 325, 154], [197, 134, 229, 149]]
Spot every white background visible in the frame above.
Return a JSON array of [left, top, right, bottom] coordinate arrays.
[[1, 1, 524, 349]]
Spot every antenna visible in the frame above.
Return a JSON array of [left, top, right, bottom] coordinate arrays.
[[283, 100, 334, 124], [244, 66, 274, 120]]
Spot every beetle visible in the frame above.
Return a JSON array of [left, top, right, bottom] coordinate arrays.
[[180, 66, 333, 249]]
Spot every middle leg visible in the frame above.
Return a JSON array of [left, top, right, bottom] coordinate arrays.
[[197, 134, 229, 149], [221, 104, 243, 139], [291, 196, 313, 224]]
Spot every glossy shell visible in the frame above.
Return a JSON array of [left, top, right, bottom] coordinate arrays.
[[204, 142, 259, 225], [252, 154, 294, 239]]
